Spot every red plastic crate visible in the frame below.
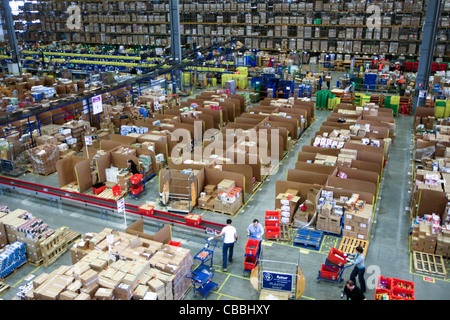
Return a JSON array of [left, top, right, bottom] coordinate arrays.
[[404, 61, 413, 71], [244, 256, 257, 270], [376, 275, 392, 290], [138, 204, 154, 215], [130, 174, 143, 185], [185, 214, 202, 226], [374, 288, 391, 300], [327, 248, 348, 267], [319, 266, 340, 280], [92, 185, 106, 195], [390, 287, 415, 300], [391, 278, 415, 293], [112, 185, 121, 196], [168, 240, 181, 247], [265, 211, 280, 227], [438, 63, 448, 71], [130, 185, 144, 195], [265, 226, 280, 239], [431, 62, 439, 72], [245, 239, 260, 256]]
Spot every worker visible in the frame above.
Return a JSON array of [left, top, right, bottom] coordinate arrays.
[[326, 72, 332, 90], [395, 62, 401, 71], [247, 219, 264, 240], [127, 159, 139, 175], [341, 280, 366, 301], [350, 80, 356, 94], [210, 219, 238, 272], [318, 76, 323, 91], [348, 246, 366, 293], [378, 62, 383, 72], [398, 72, 405, 96]]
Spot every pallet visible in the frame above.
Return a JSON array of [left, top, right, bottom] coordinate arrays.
[[0, 260, 27, 281], [252, 181, 262, 193], [40, 227, 68, 267], [0, 281, 10, 295], [265, 225, 291, 242], [96, 188, 127, 201], [412, 251, 447, 278], [64, 228, 81, 246], [293, 229, 323, 250], [338, 237, 369, 257]]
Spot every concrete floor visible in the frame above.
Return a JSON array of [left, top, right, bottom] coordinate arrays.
[[1, 89, 450, 301]]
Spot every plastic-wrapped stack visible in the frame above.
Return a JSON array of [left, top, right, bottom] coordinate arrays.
[[0, 241, 27, 279]]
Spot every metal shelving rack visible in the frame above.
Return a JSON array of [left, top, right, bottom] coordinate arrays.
[[6, 0, 450, 63]]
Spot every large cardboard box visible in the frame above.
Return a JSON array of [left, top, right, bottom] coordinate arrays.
[[217, 179, 236, 193]]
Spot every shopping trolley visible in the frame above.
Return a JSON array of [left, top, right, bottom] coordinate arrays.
[[317, 247, 353, 287], [186, 238, 219, 299], [243, 238, 261, 277], [193, 238, 218, 271]]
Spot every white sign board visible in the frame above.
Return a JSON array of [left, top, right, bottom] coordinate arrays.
[[92, 95, 103, 115], [84, 136, 92, 146], [117, 198, 126, 229]]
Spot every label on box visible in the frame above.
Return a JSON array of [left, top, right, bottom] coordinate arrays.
[[360, 223, 367, 228]]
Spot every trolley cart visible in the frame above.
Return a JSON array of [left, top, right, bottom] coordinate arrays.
[[193, 238, 218, 271], [317, 260, 353, 287], [185, 264, 218, 300], [317, 247, 354, 287], [243, 238, 261, 277]]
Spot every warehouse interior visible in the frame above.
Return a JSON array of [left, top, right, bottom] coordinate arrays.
[[0, 0, 449, 304]]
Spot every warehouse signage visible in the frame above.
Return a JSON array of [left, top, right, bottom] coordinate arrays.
[[92, 95, 103, 115], [262, 271, 293, 292]]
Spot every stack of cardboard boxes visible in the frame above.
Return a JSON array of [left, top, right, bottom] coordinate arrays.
[[411, 213, 450, 258], [27, 143, 60, 175], [0, 208, 57, 264], [315, 190, 343, 235], [38, 227, 194, 301], [342, 195, 373, 241], [212, 179, 243, 214], [275, 189, 301, 226]]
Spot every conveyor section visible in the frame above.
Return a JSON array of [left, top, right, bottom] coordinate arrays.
[[0, 176, 225, 234]]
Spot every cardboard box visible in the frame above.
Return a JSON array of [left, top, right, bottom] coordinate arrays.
[[79, 269, 99, 287], [95, 287, 114, 300], [329, 216, 341, 226], [59, 290, 78, 300], [321, 203, 333, 216], [217, 179, 236, 193]]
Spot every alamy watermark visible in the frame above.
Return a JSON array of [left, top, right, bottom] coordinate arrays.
[[169, 121, 281, 175], [66, 5, 81, 31]]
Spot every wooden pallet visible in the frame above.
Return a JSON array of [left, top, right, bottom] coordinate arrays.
[[0, 281, 10, 295], [40, 227, 68, 267], [266, 225, 290, 242], [412, 251, 447, 278], [338, 237, 369, 257], [97, 188, 127, 201], [64, 228, 81, 246]]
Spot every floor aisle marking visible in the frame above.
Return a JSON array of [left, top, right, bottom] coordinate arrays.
[[12, 265, 41, 288]]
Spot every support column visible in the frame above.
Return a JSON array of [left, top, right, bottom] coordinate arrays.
[[169, 0, 182, 93], [1, 0, 21, 70], [412, 0, 442, 113]]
